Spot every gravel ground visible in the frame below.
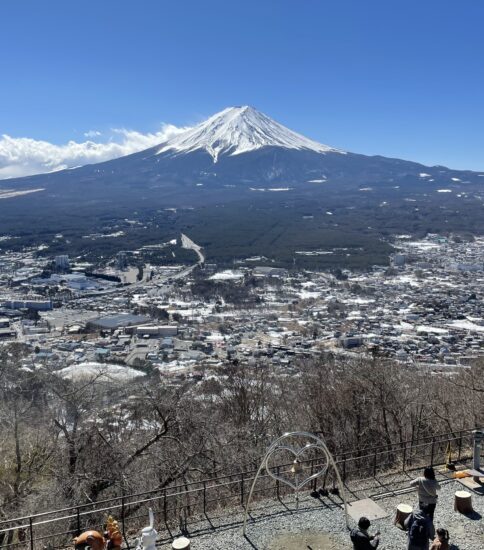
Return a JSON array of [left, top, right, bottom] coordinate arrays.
[[158, 478, 483, 549]]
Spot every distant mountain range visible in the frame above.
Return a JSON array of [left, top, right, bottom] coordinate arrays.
[[0, 106, 482, 267]]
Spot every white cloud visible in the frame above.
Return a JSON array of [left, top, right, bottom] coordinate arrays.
[[0, 124, 187, 180], [83, 130, 102, 138]]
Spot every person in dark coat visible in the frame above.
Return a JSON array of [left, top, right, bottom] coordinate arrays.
[[350, 517, 380, 549], [404, 504, 435, 550]]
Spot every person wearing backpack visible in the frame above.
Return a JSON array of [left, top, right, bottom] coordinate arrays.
[[409, 466, 441, 521], [349, 517, 380, 549], [404, 504, 435, 550]]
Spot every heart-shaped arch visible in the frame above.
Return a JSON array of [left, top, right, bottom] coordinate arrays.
[[265, 442, 330, 492], [242, 432, 349, 536]]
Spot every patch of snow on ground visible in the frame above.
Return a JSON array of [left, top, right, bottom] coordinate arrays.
[[209, 270, 244, 281], [58, 363, 145, 381], [0, 188, 45, 199], [244, 256, 268, 261], [295, 250, 334, 256], [252, 187, 298, 192], [406, 241, 441, 250], [447, 320, 484, 332], [416, 325, 449, 334], [206, 333, 225, 342], [343, 298, 375, 305], [392, 275, 420, 287], [298, 290, 321, 300]]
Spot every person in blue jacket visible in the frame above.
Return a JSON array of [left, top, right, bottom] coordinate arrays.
[[404, 504, 435, 550]]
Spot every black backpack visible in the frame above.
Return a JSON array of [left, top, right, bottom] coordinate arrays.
[[409, 515, 428, 545]]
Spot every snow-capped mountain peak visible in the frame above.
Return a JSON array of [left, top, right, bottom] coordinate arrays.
[[156, 106, 344, 162]]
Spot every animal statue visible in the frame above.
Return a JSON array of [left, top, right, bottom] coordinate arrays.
[[105, 516, 123, 550], [73, 516, 123, 550], [73, 530, 105, 550], [135, 508, 157, 550]]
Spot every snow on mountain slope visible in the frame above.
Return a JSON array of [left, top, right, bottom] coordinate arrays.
[[156, 106, 344, 162]]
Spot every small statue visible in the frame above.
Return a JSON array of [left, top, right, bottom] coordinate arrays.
[[73, 530, 105, 550], [105, 516, 123, 550], [135, 508, 157, 550]]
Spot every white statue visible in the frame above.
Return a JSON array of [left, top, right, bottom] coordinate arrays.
[[136, 508, 158, 550]]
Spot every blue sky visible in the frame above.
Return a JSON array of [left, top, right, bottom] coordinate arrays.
[[1, 0, 483, 176]]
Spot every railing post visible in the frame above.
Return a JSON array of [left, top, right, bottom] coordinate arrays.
[[311, 458, 317, 491], [430, 437, 435, 466], [29, 517, 34, 550], [163, 488, 168, 528], [120, 495, 131, 550], [276, 466, 280, 500], [342, 456, 347, 483], [202, 481, 207, 514], [402, 442, 407, 472], [240, 473, 245, 507], [373, 449, 377, 477], [458, 431, 463, 461], [76, 506, 81, 536]]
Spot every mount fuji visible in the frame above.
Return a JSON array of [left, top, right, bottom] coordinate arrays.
[[0, 106, 482, 267], [2, 105, 482, 194]]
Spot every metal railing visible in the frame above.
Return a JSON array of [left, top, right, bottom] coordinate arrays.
[[0, 427, 479, 549]]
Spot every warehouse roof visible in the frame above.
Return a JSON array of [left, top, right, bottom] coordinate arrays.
[[88, 313, 150, 329]]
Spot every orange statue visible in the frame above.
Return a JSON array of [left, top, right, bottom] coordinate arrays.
[[73, 530, 105, 550], [73, 516, 122, 550]]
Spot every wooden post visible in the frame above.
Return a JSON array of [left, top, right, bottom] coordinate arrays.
[[454, 490, 473, 514]]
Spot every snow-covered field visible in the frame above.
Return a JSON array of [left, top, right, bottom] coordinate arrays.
[[58, 362, 145, 381]]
